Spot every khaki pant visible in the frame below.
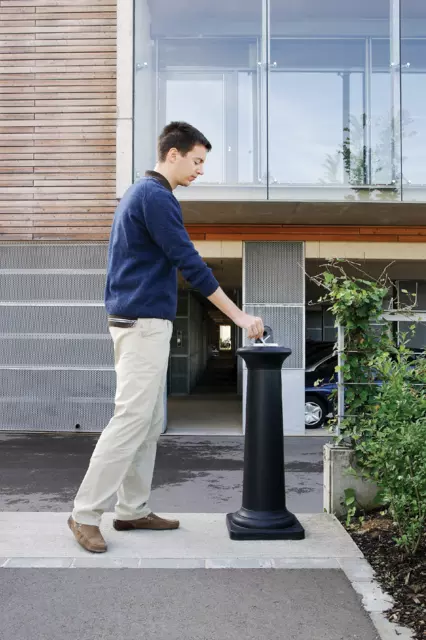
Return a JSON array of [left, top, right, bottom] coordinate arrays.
[[72, 318, 173, 526]]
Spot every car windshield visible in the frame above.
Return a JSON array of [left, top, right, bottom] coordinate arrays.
[[305, 343, 335, 368]]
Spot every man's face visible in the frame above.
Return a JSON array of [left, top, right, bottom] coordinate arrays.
[[168, 144, 207, 187]]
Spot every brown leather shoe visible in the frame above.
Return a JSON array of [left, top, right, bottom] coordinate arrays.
[[113, 513, 180, 531], [68, 516, 107, 553]]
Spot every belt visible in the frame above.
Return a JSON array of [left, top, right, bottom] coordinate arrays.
[[107, 314, 138, 328]]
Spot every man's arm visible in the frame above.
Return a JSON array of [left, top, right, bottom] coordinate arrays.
[[208, 287, 264, 341], [144, 189, 219, 298], [144, 190, 264, 340]]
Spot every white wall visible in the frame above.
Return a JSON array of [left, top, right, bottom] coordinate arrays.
[[116, 0, 134, 198]]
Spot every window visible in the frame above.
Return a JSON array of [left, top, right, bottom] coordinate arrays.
[[134, 0, 266, 200]]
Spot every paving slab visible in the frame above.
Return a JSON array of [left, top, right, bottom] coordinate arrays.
[[0, 512, 362, 565], [0, 568, 380, 640]]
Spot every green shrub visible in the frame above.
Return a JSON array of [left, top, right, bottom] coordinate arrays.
[[352, 345, 426, 555], [313, 260, 426, 556]]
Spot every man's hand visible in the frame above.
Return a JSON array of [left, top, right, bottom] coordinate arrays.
[[207, 287, 264, 340], [234, 312, 264, 341]]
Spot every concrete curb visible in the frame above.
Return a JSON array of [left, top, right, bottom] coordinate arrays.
[[338, 558, 414, 640], [1, 556, 341, 569]]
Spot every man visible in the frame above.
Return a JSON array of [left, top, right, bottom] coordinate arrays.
[[68, 121, 264, 553]]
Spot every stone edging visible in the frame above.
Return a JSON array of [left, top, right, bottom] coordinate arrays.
[[338, 557, 414, 640]]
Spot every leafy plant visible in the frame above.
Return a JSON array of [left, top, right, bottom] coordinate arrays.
[[343, 488, 357, 527], [311, 259, 393, 437], [322, 111, 416, 201], [312, 260, 426, 556], [352, 346, 426, 555]]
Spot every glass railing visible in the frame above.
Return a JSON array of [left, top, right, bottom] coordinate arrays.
[[133, 0, 426, 203]]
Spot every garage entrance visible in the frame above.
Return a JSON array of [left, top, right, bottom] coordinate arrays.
[[165, 241, 307, 436], [166, 258, 244, 434]]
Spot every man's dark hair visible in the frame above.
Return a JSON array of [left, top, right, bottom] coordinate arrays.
[[158, 121, 212, 161]]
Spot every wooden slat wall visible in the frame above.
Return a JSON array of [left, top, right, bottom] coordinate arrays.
[[186, 225, 426, 243], [0, 0, 117, 240], [1, 2, 425, 246]]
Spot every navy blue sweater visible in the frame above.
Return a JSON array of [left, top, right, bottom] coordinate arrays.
[[104, 172, 219, 322]]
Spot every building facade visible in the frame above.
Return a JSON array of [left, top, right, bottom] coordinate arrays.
[[1, 0, 426, 435]]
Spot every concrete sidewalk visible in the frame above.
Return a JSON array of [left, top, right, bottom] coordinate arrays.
[[0, 512, 360, 567]]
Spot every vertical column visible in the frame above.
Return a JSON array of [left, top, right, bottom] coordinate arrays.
[[164, 289, 190, 433], [389, 0, 402, 195], [242, 241, 305, 435], [259, 0, 269, 188], [169, 290, 190, 396], [236, 288, 244, 396], [133, 0, 156, 183]]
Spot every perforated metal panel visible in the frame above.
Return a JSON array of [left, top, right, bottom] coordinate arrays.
[[244, 306, 304, 369], [1, 337, 113, 368], [244, 242, 304, 305], [242, 241, 305, 434], [0, 369, 114, 398], [0, 242, 112, 432], [0, 306, 109, 335], [243, 240, 305, 368], [0, 369, 115, 431], [0, 273, 106, 302], [0, 242, 108, 270], [0, 400, 115, 432]]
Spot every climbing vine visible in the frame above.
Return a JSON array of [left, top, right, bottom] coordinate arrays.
[[311, 259, 392, 435], [312, 260, 426, 556]]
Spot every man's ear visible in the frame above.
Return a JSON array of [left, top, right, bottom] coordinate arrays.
[[167, 147, 178, 163]]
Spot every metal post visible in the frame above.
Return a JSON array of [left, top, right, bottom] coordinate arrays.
[[226, 327, 305, 540], [364, 38, 372, 185], [389, 0, 401, 190], [336, 323, 345, 437]]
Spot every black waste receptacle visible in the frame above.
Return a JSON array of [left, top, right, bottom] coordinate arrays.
[[226, 327, 305, 540]]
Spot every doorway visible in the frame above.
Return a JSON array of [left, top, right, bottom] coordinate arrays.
[[165, 258, 243, 434]]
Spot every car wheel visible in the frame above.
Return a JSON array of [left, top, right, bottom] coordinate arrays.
[[305, 394, 327, 429]]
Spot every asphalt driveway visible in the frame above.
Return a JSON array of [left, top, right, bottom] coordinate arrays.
[[0, 434, 329, 513]]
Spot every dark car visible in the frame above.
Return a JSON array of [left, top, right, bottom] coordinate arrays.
[[304, 341, 425, 428], [305, 343, 336, 428]]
